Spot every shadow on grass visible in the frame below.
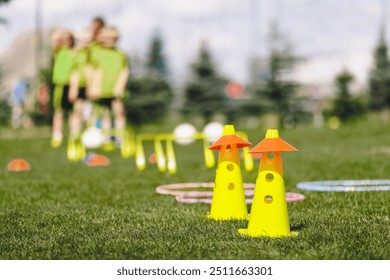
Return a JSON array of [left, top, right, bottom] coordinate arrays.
[[291, 223, 305, 232]]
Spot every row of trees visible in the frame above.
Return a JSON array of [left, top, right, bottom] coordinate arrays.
[[1, 10, 390, 129], [121, 23, 306, 129], [143, 21, 390, 129]]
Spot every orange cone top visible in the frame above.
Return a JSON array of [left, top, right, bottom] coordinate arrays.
[[7, 159, 31, 172], [209, 124, 251, 151], [250, 129, 297, 154], [85, 154, 110, 166]]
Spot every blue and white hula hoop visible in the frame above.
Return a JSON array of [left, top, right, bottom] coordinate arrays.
[[297, 180, 390, 192]]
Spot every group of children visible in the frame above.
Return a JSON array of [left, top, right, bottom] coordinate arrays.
[[50, 17, 132, 161]]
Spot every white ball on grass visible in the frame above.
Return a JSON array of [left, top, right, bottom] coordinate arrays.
[[173, 123, 197, 145], [81, 127, 105, 149], [203, 122, 224, 143]]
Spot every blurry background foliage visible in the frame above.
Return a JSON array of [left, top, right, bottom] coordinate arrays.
[[2, 0, 390, 129]]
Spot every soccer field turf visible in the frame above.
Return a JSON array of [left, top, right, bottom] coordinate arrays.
[[0, 120, 389, 259]]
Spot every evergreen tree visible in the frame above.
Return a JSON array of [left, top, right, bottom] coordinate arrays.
[[252, 21, 302, 128], [0, 0, 12, 24], [146, 31, 168, 77], [368, 26, 390, 111], [182, 41, 227, 123], [125, 76, 172, 128], [329, 70, 366, 123], [125, 34, 173, 128], [0, 64, 11, 125]]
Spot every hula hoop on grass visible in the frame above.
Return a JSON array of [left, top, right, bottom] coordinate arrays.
[[156, 182, 305, 204], [296, 180, 390, 192]]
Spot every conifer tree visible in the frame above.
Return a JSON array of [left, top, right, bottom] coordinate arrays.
[[146, 31, 168, 77], [330, 70, 366, 123], [182, 41, 227, 123], [125, 33, 173, 127], [250, 21, 302, 128], [368, 26, 390, 111], [0, 0, 12, 24]]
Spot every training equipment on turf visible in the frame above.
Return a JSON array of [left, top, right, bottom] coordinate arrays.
[[81, 127, 105, 149], [239, 129, 298, 238], [202, 122, 224, 143], [207, 124, 252, 220], [297, 180, 390, 192], [120, 129, 135, 159], [7, 159, 31, 172], [83, 154, 110, 166], [134, 123, 253, 174], [173, 123, 197, 145], [156, 182, 305, 204], [67, 138, 86, 162]]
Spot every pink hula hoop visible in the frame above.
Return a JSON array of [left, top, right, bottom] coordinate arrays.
[[156, 182, 305, 204]]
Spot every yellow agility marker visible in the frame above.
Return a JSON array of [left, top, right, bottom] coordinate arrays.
[[203, 138, 215, 168], [67, 139, 85, 162], [237, 132, 254, 172], [154, 137, 167, 173], [208, 124, 252, 220], [120, 129, 136, 159], [166, 138, 177, 174], [135, 137, 146, 171], [239, 129, 298, 237]]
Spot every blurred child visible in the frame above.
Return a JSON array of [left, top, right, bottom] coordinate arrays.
[[88, 26, 129, 152], [90, 16, 105, 43], [68, 30, 92, 140], [11, 79, 29, 129], [51, 30, 75, 148]]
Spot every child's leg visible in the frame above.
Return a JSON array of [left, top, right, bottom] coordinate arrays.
[[101, 107, 112, 132], [67, 99, 86, 161], [112, 98, 126, 130], [69, 99, 84, 140], [112, 98, 133, 157], [51, 85, 65, 147], [51, 111, 63, 147], [100, 105, 114, 146], [112, 98, 127, 143], [11, 104, 23, 129]]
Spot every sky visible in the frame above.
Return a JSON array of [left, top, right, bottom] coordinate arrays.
[[0, 0, 387, 89]]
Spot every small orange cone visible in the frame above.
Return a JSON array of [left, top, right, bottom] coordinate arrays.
[[149, 153, 157, 164], [7, 159, 31, 172], [84, 154, 110, 167]]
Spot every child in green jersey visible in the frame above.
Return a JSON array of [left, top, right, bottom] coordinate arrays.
[[89, 26, 129, 151], [51, 30, 76, 148], [65, 30, 93, 161]]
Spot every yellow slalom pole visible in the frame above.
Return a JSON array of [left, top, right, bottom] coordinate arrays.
[[203, 138, 215, 168], [242, 146, 254, 172], [166, 138, 177, 174], [154, 137, 167, 172], [121, 129, 136, 158], [237, 131, 254, 172], [135, 137, 146, 171]]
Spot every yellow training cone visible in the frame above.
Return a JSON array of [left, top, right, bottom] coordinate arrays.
[[239, 129, 298, 237], [238, 170, 291, 237], [207, 124, 252, 220]]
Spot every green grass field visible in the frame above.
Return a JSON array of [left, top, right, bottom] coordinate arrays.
[[0, 119, 389, 260]]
